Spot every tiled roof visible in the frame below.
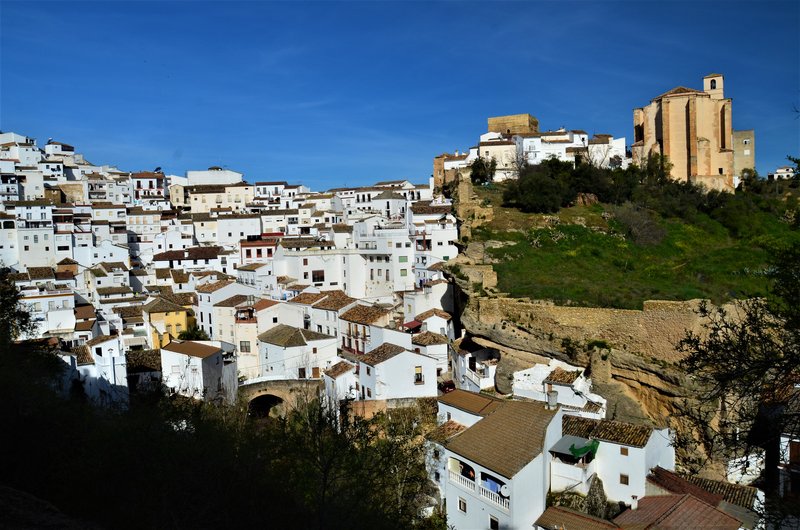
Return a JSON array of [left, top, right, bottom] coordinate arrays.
[[27, 267, 55, 280], [196, 279, 233, 293], [85, 334, 117, 346], [324, 360, 356, 379], [73, 345, 94, 366], [155, 269, 171, 280], [654, 86, 705, 100], [236, 262, 267, 271], [214, 294, 250, 308], [74, 319, 95, 332], [98, 261, 128, 272], [313, 290, 356, 311], [125, 349, 161, 373], [253, 298, 280, 311], [331, 224, 353, 233], [153, 246, 222, 261], [96, 286, 133, 296], [684, 475, 759, 510], [360, 343, 406, 366], [287, 292, 328, 305], [438, 389, 504, 417], [257, 324, 332, 347], [170, 270, 189, 283], [445, 401, 557, 479], [410, 202, 452, 215], [74, 305, 96, 320], [415, 308, 451, 322], [143, 297, 187, 314], [411, 331, 449, 346], [57, 257, 78, 265], [340, 304, 390, 325], [426, 420, 467, 444], [562, 415, 654, 448], [536, 506, 620, 530], [647, 466, 724, 507], [613, 494, 741, 529], [113, 305, 143, 319], [545, 366, 582, 385], [162, 340, 220, 359]]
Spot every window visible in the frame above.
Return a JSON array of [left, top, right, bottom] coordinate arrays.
[[312, 347, 317, 354], [273, 316, 278, 323], [710, 79, 717, 90], [395, 242, 401, 248], [414, 366, 423, 384], [298, 367, 307, 379], [303, 258, 308, 266], [458, 498, 467, 513], [366, 366, 371, 376], [95, 347, 102, 356], [312, 270, 325, 283], [489, 516, 499, 530], [399, 256, 408, 263], [743, 138, 750, 145], [240, 341, 251, 353], [366, 388, 372, 397], [620, 447, 629, 456], [620, 474, 629, 485], [400, 269, 408, 277]]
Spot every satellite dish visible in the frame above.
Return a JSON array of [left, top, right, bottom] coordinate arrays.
[[500, 484, 510, 497]]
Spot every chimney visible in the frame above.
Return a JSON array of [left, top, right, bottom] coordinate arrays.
[[546, 390, 558, 410], [631, 495, 638, 510]]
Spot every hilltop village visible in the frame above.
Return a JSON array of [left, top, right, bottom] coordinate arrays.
[[0, 74, 787, 529]]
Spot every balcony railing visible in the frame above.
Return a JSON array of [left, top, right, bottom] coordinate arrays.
[[449, 470, 475, 492], [479, 485, 510, 510]]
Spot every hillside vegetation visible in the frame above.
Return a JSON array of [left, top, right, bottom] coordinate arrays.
[[469, 158, 800, 309]]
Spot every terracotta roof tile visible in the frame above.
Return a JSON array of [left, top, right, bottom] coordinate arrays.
[[257, 324, 332, 347], [360, 343, 406, 366], [340, 305, 390, 325], [536, 506, 620, 530], [287, 292, 328, 305], [415, 308, 451, 322], [445, 401, 557, 478], [162, 340, 220, 359], [313, 290, 357, 311], [647, 467, 724, 507], [214, 294, 251, 308], [545, 366, 582, 385], [683, 475, 759, 510], [324, 360, 356, 379], [613, 494, 741, 529], [427, 420, 467, 444], [562, 415, 654, 448], [438, 389, 504, 417], [411, 331, 449, 346]]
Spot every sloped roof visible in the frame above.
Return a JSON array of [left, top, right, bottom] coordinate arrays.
[[313, 290, 356, 311], [536, 506, 620, 530], [415, 308, 451, 322], [360, 343, 406, 366], [438, 389, 504, 417], [196, 279, 233, 293], [647, 466, 724, 506], [324, 360, 356, 379], [84, 334, 117, 347], [287, 292, 328, 305], [562, 415, 654, 448], [340, 305, 390, 325], [445, 401, 558, 479], [162, 340, 220, 359], [74, 319, 95, 332], [27, 267, 55, 280], [427, 420, 467, 444], [143, 297, 187, 314], [545, 366, 582, 385], [653, 86, 705, 101], [411, 331, 449, 346], [257, 324, 333, 347], [96, 286, 133, 296], [74, 305, 96, 320], [214, 294, 250, 308], [613, 494, 741, 529], [684, 475, 759, 510]]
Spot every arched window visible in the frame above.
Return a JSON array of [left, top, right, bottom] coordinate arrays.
[[710, 79, 717, 90]]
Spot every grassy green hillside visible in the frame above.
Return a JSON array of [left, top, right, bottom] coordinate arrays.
[[471, 182, 800, 309]]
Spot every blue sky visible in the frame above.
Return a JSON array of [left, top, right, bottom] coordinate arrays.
[[1, 1, 798, 190]]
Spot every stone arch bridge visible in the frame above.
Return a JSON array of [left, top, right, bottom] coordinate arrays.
[[239, 378, 323, 417]]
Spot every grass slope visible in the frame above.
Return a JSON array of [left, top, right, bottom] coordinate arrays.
[[471, 185, 799, 309]]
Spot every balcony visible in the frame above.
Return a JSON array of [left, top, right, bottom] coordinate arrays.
[[449, 470, 475, 492], [479, 485, 510, 510]]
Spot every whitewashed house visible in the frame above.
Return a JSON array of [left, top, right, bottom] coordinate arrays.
[[513, 360, 607, 419], [160, 340, 237, 403], [256, 324, 337, 379], [356, 343, 437, 400]]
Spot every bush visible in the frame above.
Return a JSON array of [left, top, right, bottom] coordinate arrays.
[[611, 203, 667, 246]]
